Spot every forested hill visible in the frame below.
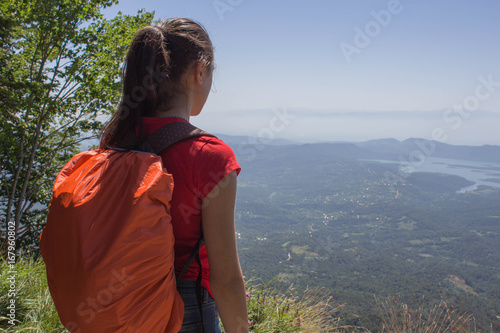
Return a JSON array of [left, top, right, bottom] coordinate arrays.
[[222, 136, 500, 332]]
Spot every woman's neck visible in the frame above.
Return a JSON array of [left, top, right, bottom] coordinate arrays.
[[154, 94, 192, 121]]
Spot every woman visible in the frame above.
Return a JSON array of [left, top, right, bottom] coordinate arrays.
[[100, 18, 248, 333]]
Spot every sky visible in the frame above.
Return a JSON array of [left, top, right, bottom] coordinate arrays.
[[102, 0, 500, 145]]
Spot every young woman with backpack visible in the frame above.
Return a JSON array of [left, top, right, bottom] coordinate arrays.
[[99, 18, 248, 333]]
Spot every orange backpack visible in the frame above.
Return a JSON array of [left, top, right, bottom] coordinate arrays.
[[40, 122, 211, 333]]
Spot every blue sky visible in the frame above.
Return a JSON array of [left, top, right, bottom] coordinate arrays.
[[103, 0, 500, 145]]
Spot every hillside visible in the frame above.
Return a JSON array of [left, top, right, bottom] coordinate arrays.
[[227, 137, 500, 332]]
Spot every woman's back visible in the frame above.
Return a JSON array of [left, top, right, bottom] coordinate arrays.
[[140, 116, 241, 297]]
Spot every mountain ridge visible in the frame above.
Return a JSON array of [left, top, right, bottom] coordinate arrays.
[[217, 135, 500, 164]]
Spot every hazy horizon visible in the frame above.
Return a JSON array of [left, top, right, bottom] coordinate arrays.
[[190, 108, 500, 146]]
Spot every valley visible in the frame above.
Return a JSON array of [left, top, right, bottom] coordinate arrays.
[[225, 137, 500, 332]]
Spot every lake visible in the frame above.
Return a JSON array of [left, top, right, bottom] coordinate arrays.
[[365, 156, 500, 193]]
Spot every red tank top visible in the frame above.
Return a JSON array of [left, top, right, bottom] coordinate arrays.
[[141, 117, 241, 297]]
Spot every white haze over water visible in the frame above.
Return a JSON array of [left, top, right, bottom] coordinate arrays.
[[192, 109, 500, 146]]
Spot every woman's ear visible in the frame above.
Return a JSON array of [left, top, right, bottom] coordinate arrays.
[[193, 60, 209, 85]]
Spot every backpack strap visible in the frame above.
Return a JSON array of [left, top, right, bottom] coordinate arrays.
[[176, 234, 205, 284], [148, 121, 209, 331], [177, 234, 206, 332], [145, 121, 214, 155], [145, 121, 212, 284]]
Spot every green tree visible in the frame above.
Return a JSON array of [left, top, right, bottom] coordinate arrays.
[[0, 0, 153, 250]]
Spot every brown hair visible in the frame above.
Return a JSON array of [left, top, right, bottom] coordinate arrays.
[[99, 18, 214, 150]]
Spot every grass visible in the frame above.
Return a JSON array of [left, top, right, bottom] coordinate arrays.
[[0, 255, 480, 332], [376, 295, 477, 333], [239, 279, 365, 333], [0, 255, 64, 332]]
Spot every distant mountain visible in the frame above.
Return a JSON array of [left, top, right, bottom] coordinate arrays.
[[192, 109, 500, 146], [79, 134, 500, 164], [355, 138, 500, 163], [221, 135, 500, 164]]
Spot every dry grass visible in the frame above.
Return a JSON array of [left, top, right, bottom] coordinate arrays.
[[376, 295, 477, 333], [242, 280, 369, 333]]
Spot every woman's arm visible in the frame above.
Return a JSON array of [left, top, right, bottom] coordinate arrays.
[[202, 170, 248, 333]]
